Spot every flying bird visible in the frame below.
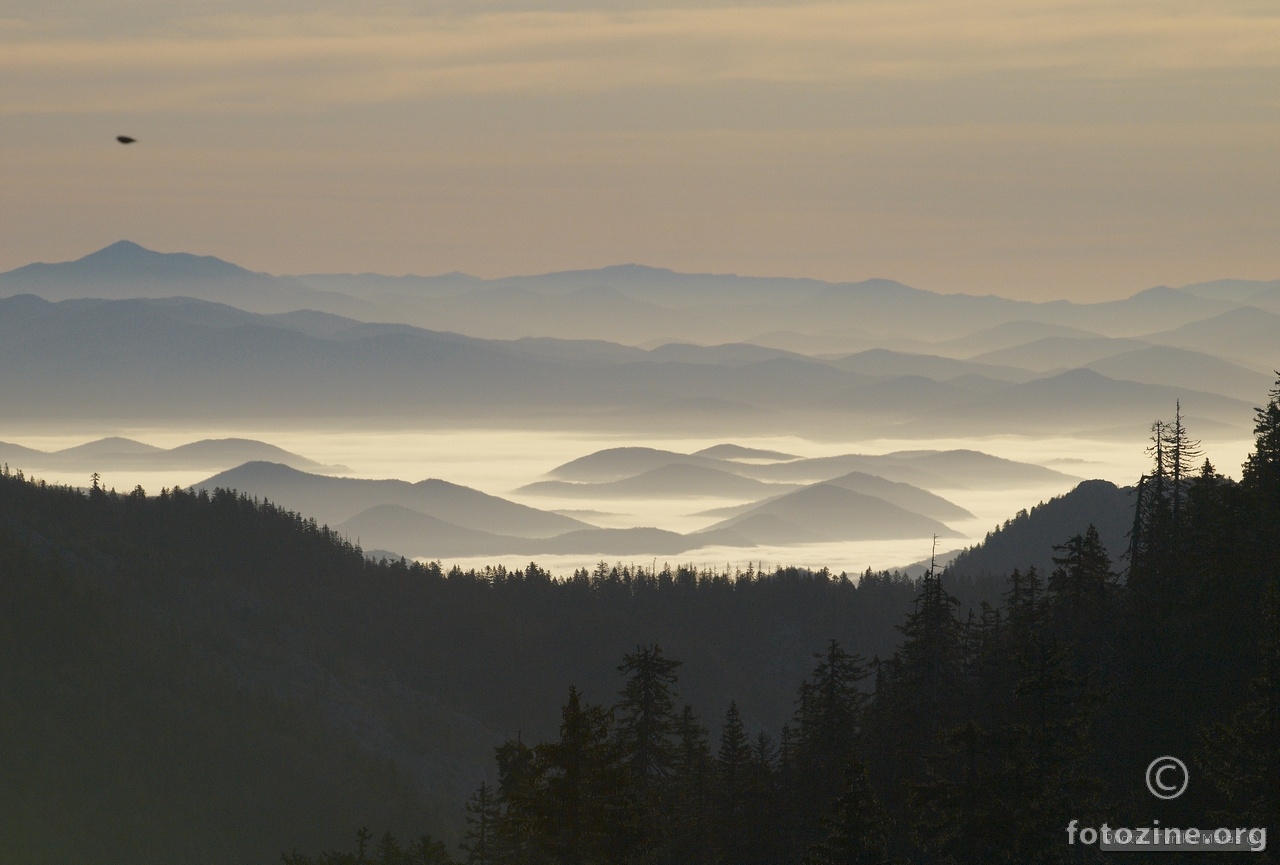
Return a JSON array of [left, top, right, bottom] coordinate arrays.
[[116, 135, 136, 144]]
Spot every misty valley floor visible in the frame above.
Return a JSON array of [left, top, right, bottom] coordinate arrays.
[[0, 425, 1225, 576]]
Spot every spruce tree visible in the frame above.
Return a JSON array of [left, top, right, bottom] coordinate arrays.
[[805, 758, 890, 865], [1162, 400, 1202, 525], [712, 701, 753, 863], [460, 783, 500, 865], [1202, 581, 1280, 832], [1046, 524, 1117, 678], [493, 738, 536, 865], [614, 644, 683, 862], [526, 687, 623, 865], [1203, 375, 1280, 832], [1243, 373, 1280, 536], [742, 732, 784, 865], [790, 640, 870, 849], [667, 705, 714, 865], [615, 645, 682, 789], [861, 567, 965, 840]]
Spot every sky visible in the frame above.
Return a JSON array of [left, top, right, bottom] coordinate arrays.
[[2, 0, 1278, 300]]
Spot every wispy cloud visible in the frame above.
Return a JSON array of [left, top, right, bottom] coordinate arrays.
[[4, 1, 1279, 114], [3, 1, 1276, 291]]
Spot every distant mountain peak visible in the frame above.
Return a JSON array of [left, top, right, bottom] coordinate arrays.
[[92, 240, 150, 256], [600, 263, 676, 275], [531, 263, 680, 281], [79, 241, 254, 274], [1126, 285, 1192, 301], [1, 240, 263, 286]]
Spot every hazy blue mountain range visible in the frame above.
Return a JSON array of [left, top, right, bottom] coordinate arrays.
[[1082, 347, 1272, 403], [1171, 277, 1280, 309], [0, 293, 1243, 436], [1143, 306, 1280, 371], [1, 240, 373, 317], [1, 244, 1269, 436], [4, 241, 1276, 361], [824, 348, 1037, 383], [928, 369, 1251, 436], [929, 320, 1105, 356], [0, 292, 1254, 436], [970, 338, 1273, 401], [970, 336, 1154, 370], [0, 436, 344, 473]]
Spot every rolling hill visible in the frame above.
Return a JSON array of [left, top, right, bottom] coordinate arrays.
[[0, 437, 342, 473], [335, 504, 750, 558], [520, 464, 789, 499], [743, 449, 1078, 489], [695, 471, 973, 523], [702, 484, 961, 544], [196, 462, 590, 536]]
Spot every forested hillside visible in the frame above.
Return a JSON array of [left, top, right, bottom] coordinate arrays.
[[3, 376, 1277, 863], [945, 479, 1135, 581], [293, 377, 1280, 864], [0, 468, 915, 863]]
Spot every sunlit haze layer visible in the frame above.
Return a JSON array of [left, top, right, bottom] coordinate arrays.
[[6, 426, 1254, 576]]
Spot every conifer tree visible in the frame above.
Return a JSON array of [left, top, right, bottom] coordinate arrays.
[[613, 644, 683, 862], [861, 566, 965, 838], [667, 705, 714, 864], [712, 701, 753, 863], [1199, 378, 1280, 832], [1001, 567, 1042, 638], [1203, 581, 1280, 832], [526, 687, 623, 865], [741, 731, 785, 865], [460, 783, 500, 865], [1046, 525, 1117, 678], [792, 640, 869, 777], [882, 568, 964, 731], [416, 835, 457, 865], [790, 640, 870, 848], [1131, 419, 1176, 586], [1048, 526, 1114, 612], [1163, 400, 1202, 525], [805, 758, 891, 865], [715, 701, 750, 791], [1243, 373, 1280, 530], [615, 644, 682, 789], [493, 738, 536, 864]]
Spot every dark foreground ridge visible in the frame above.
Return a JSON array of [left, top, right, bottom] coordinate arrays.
[[2, 377, 1278, 863], [295, 377, 1280, 864], [0, 466, 919, 863]]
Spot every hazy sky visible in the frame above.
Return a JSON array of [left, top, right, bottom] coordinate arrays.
[[2, 0, 1278, 299]]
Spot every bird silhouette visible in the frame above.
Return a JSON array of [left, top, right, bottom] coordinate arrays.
[[116, 135, 136, 144]]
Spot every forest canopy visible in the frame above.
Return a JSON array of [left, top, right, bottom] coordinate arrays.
[[1, 374, 1277, 863]]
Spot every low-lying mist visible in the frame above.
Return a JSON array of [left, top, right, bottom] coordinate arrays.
[[2, 425, 1255, 575]]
